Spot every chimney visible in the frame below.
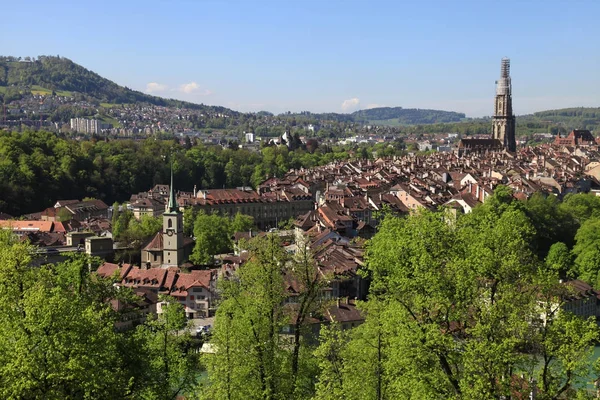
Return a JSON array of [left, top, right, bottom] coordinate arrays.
[[193, 184, 197, 197]]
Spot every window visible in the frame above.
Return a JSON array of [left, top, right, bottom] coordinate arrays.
[[168, 219, 173, 228], [190, 295, 195, 300]]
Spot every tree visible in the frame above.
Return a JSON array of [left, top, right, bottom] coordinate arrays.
[[57, 207, 73, 222], [134, 296, 199, 399], [229, 212, 255, 235], [288, 241, 325, 397], [313, 322, 348, 400], [323, 189, 598, 399], [183, 206, 197, 237], [534, 255, 599, 399], [0, 232, 133, 398], [112, 202, 132, 240], [191, 212, 231, 264], [203, 235, 290, 400], [545, 242, 574, 278], [572, 218, 600, 285], [524, 192, 577, 256]]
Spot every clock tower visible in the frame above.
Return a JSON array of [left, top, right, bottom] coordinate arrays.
[[162, 167, 184, 267]]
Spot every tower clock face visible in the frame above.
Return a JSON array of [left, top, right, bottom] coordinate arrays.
[[166, 229, 174, 236]]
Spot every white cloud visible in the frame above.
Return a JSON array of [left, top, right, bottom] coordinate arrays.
[[341, 97, 360, 113], [178, 82, 212, 96], [145, 82, 169, 94]]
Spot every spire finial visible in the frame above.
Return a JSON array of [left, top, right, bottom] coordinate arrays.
[[168, 160, 178, 213]]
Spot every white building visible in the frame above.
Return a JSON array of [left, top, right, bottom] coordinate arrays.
[[70, 118, 102, 134]]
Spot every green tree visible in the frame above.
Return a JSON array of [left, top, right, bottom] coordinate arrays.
[[323, 188, 598, 399], [534, 255, 599, 399], [203, 235, 290, 400], [183, 206, 197, 237], [134, 296, 199, 399], [313, 322, 348, 400], [0, 232, 133, 398], [229, 212, 255, 235], [191, 212, 231, 264], [572, 218, 600, 285]]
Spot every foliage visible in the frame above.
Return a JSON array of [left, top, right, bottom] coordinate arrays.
[[0, 232, 133, 398], [0, 229, 204, 398], [191, 212, 232, 264], [203, 235, 290, 399], [352, 107, 465, 125], [312, 189, 599, 399], [230, 212, 255, 234], [573, 218, 600, 286], [133, 296, 199, 399]]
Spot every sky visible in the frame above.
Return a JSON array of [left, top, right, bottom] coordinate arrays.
[[1, 0, 599, 117]]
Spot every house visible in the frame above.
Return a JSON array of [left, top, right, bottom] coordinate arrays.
[[169, 270, 216, 318], [282, 298, 364, 340], [0, 220, 55, 236], [130, 197, 165, 219], [112, 288, 158, 331], [444, 192, 480, 214]]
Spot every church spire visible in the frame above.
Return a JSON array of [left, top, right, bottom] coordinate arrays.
[[168, 162, 178, 213]]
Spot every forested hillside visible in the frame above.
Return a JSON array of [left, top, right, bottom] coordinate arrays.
[[352, 106, 466, 124], [277, 107, 466, 125], [522, 107, 600, 132], [0, 56, 235, 113]]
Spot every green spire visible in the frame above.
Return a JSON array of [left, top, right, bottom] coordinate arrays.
[[168, 162, 178, 213]]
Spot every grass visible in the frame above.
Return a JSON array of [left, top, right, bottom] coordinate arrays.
[[30, 85, 72, 97], [100, 102, 126, 108]]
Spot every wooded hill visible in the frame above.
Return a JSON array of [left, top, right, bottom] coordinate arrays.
[[276, 107, 466, 125], [0, 56, 237, 114]]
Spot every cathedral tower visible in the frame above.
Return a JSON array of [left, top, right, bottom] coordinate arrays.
[[492, 57, 516, 152], [162, 166, 184, 267]]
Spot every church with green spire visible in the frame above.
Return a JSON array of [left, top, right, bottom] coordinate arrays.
[[162, 167, 185, 267], [140, 167, 193, 268]]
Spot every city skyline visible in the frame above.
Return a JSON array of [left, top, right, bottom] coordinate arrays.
[[1, 0, 599, 117]]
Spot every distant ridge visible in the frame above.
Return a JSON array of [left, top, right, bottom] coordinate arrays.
[[280, 107, 466, 125], [351, 107, 466, 124]]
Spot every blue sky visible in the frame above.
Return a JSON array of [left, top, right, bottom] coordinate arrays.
[[1, 0, 598, 117]]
